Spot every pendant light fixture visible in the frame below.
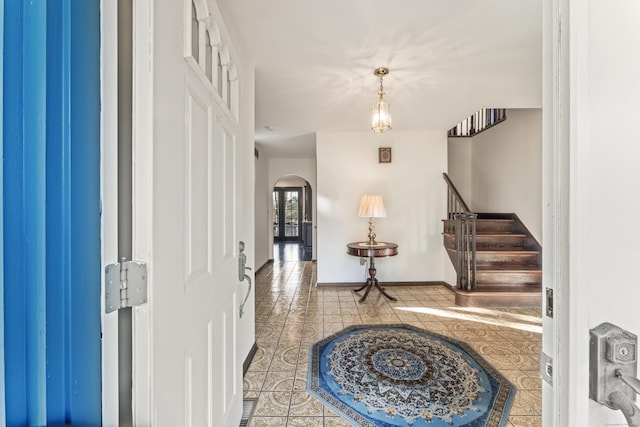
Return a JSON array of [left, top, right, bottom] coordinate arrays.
[[371, 67, 391, 133]]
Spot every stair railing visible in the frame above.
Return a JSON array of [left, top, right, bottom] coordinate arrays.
[[447, 108, 507, 138], [443, 173, 477, 290]]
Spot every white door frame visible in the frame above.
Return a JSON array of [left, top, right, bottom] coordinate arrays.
[[100, 0, 120, 424], [100, 0, 154, 423], [130, 0, 154, 423], [543, 0, 590, 425]]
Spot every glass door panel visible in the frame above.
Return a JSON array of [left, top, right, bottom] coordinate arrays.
[[273, 188, 301, 241], [284, 190, 299, 238], [273, 191, 279, 237]]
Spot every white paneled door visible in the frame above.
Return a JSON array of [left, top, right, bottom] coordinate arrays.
[[130, 1, 242, 425]]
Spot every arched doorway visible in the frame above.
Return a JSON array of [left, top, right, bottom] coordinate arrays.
[[272, 176, 312, 261]]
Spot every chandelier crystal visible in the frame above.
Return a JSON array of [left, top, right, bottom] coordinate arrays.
[[371, 67, 391, 133]]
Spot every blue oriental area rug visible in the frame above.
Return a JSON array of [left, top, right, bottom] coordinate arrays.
[[307, 324, 515, 427]]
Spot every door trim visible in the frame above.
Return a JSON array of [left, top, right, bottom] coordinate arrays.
[[543, 0, 590, 425], [131, 0, 154, 423], [100, 0, 120, 423]]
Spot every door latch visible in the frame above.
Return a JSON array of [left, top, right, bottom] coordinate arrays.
[[105, 258, 148, 313], [545, 288, 553, 318], [540, 351, 553, 386], [590, 322, 640, 426]]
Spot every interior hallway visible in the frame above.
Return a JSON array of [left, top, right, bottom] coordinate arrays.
[[244, 258, 542, 426], [273, 242, 312, 262]]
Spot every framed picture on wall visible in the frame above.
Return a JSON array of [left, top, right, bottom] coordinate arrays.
[[379, 147, 391, 163]]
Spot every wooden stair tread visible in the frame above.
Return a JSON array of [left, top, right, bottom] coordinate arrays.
[[444, 232, 525, 236], [476, 264, 541, 271], [443, 218, 515, 223], [455, 248, 539, 254], [476, 233, 526, 237], [475, 249, 530, 252], [455, 285, 541, 294], [476, 236, 527, 241], [474, 282, 541, 288]]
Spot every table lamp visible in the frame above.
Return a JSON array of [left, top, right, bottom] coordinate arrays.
[[358, 194, 386, 246]]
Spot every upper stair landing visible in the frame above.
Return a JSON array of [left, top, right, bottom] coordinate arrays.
[[448, 108, 507, 138]]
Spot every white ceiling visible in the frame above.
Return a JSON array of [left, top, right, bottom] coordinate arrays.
[[218, 0, 542, 157]]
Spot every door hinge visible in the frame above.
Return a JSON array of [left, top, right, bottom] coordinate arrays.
[[105, 259, 148, 313], [546, 287, 553, 318]]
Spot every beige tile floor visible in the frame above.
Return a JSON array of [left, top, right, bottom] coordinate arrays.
[[244, 260, 542, 427]]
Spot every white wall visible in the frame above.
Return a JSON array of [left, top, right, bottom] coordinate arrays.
[[471, 109, 542, 240], [447, 109, 542, 242], [316, 131, 447, 284], [274, 176, 306, 187], [254, 144, 270, 270], [447, 137, 472, 203]]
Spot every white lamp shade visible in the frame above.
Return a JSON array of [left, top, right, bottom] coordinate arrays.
[[358, 194, 386, 218]]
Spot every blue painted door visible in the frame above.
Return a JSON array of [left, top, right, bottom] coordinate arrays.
[[2, 0, 102, 425]]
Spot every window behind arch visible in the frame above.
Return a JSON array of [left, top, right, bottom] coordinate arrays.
[[217, 52, 223, 94], [191, 2, 199, 62], [204, 31, 213, 81], [226, 69, 231, 108], [185, 0, 239, 119]]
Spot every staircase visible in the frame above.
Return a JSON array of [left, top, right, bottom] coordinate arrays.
[[442, 173, 541, 307], [443, 213, 542, 307]]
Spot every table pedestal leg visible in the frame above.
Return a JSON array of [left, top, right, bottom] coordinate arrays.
[[353, 256, 397, 303]]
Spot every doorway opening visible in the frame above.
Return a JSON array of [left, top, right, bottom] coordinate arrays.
[[272, 176, 312, 261], [273, 187, 302, 242]]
